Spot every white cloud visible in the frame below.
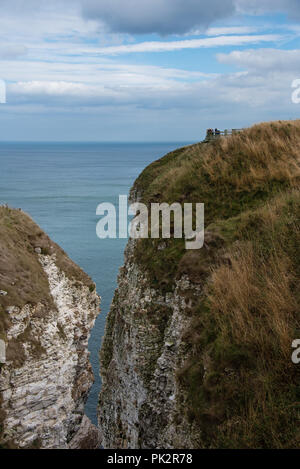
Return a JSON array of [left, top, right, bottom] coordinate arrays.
[[93, 34, 282, 55], [0, 0, 300, 141], [0, 45, 27, 59], [6, 48, 299, 115], [217, 48, 300, 72], [11, 81, 98, 96], [204, 26, 259, 36], [3, 59, 212, 87]]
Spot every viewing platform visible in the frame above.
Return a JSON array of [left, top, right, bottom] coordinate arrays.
[[203, 128, 244, 142]]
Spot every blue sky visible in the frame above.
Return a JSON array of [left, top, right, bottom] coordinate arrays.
[[0, 0, 300, 141]]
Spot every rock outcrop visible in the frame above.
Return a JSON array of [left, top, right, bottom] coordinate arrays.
[[98, 240, 200, 448], [0, 207, 100, 449], [98, 121, 300, 449]]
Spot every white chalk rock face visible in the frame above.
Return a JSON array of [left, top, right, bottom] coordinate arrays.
[[0, 254, 100, 449], [98, 240, 201, 449], [0, 208, 101, 449]]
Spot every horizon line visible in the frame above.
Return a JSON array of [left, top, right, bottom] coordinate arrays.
[[0, 140, 198, 145]]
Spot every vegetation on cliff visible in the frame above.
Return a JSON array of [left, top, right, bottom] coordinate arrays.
[[0, 207, 95, 342], [0, 207, 99, 449], [130, 120, 300, 448]]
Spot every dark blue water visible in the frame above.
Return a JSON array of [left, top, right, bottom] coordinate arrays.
[[0, 142, 187, 424]]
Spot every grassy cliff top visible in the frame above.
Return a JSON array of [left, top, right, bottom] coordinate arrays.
[[0, 207, 95, 333], [130, 120, 300, 448], [0, 207, 97, 447], [133, 120, 299, 216], [131, 120, 300, 291]]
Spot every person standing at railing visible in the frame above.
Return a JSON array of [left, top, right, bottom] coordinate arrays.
[[206, 128, 214, 139]]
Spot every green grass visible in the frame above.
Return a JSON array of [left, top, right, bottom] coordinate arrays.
[[129, 120, 300, 448], [0, 206, 96, 348], [0, 206, 98, 447], [178, 191, 300, 448], [0, 206, 94, 313], [131, 121, 300, 294]]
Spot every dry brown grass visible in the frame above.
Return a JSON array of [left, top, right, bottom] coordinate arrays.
[[201, 121, 300, 190], [181, 190, 300, 448], [0, 206, 95, 340], [133, 120, 300, 232], [209, 242, 298, 362], [133, 119, 300, 293], [0, 207, 54, 312], [208, 189, 300, 358], [0, 206, 93, 306], [131, 120, 300, 447]]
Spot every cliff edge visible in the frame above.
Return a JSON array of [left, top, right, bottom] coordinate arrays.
[[98, 120, 300, 449], [0, 207, 101, 449]]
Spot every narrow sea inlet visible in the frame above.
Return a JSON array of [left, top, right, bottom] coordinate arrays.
[[0, 141, 185, 424]]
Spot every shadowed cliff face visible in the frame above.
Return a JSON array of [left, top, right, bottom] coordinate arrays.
[[98, 120, 300, 449], [0, 208, 101, 449]]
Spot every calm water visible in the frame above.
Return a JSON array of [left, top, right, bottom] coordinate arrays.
[[0, 142, 188, 424]]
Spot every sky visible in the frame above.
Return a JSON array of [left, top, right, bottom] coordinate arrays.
[[0, 0, 300, 141]]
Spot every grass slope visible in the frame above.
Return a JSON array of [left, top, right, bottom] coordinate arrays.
[[0, 207, 96, 447], [0, 206, 95, 349], [131, 120, 300, 448]]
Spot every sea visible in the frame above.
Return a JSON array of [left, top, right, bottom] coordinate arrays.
[[0, 142, 189, 425]]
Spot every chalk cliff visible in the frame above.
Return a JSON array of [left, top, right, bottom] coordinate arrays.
[[98, 121, 300, 449], [0, 207, 100, 449], [98, 239, 201, 448]]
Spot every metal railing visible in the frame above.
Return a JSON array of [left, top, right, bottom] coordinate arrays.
[[203, 128, 245, 142]]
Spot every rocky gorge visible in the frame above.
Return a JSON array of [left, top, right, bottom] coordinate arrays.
[[0, 120, 299, 450]]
